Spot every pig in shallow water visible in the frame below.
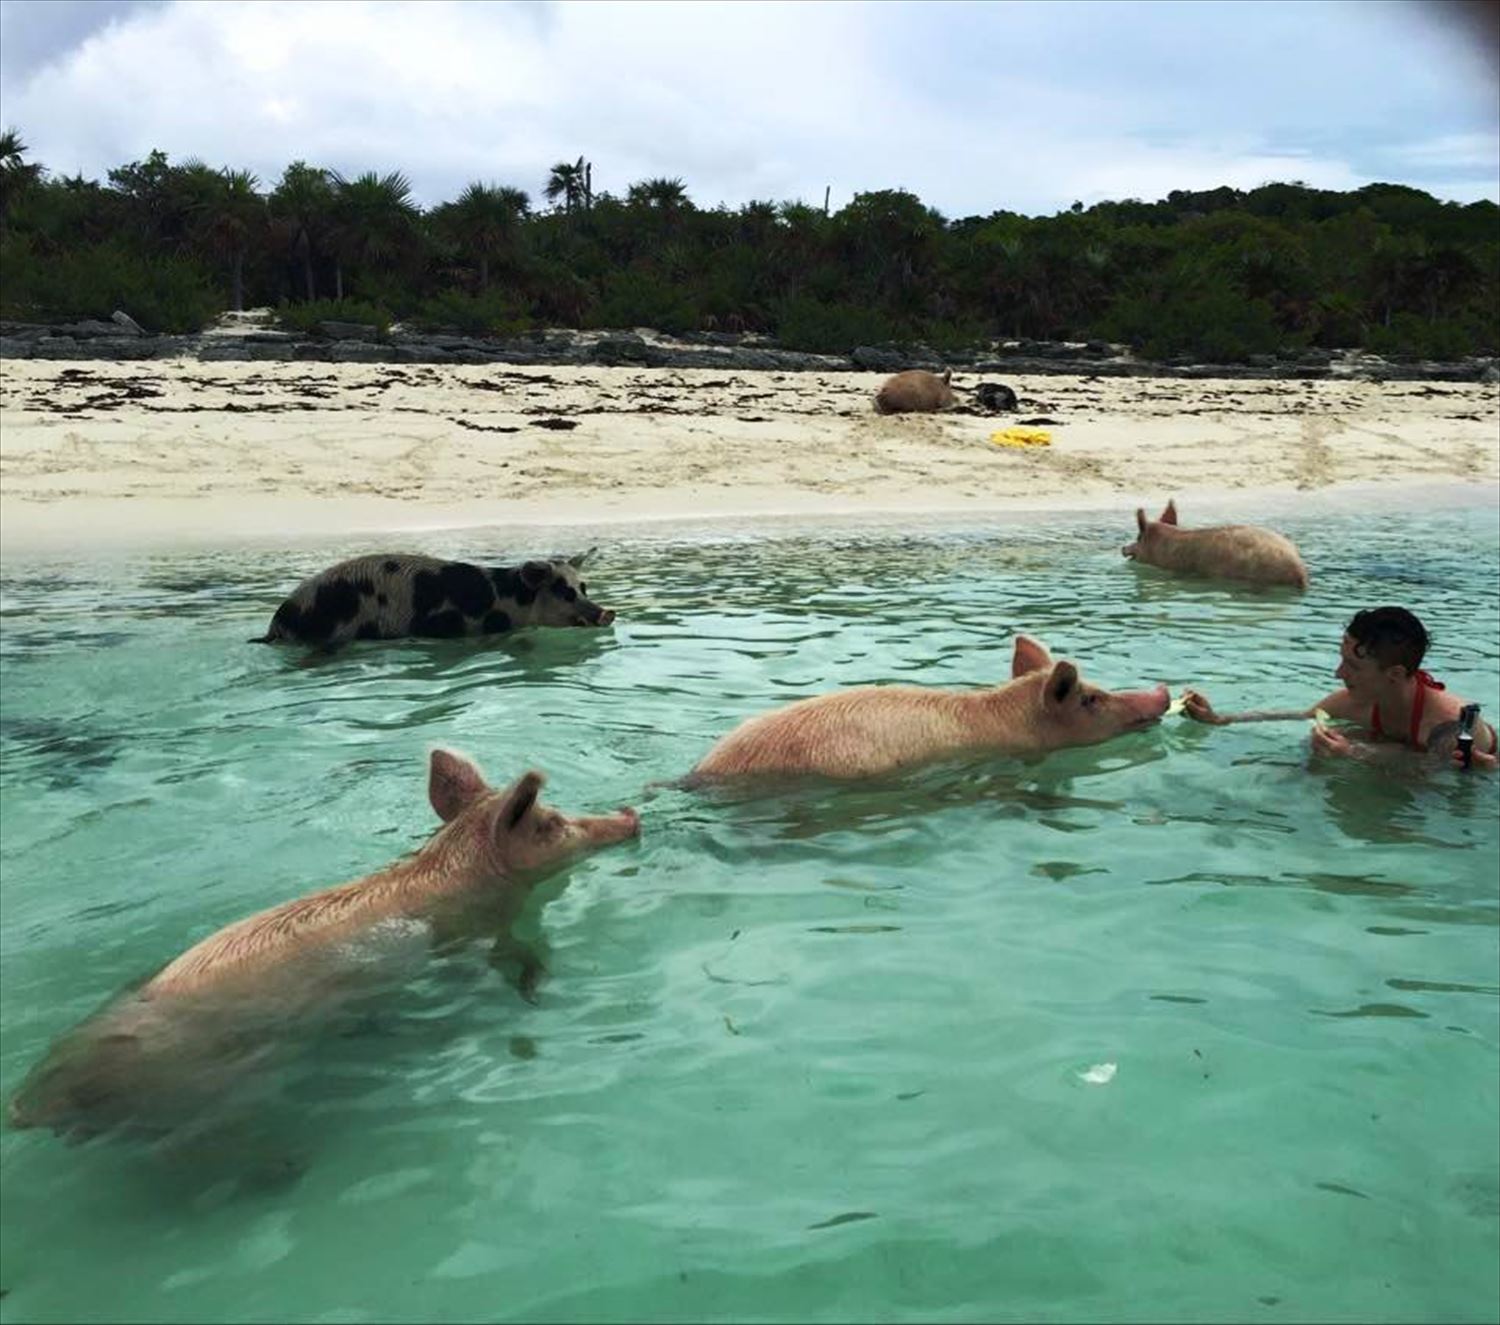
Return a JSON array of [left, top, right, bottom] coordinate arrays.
[[1123, 500, 1308, 590], [686, 635, 1169, 783], [254, 549, 613, 645], [6, 751, 639, 1141], [874, 369, 957, 415]]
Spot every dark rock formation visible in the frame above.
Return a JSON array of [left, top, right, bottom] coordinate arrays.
[[0, 317, 1494, 383]]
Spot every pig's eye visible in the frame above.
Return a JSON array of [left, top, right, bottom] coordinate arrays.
[[1082, 693, 1101, 711]]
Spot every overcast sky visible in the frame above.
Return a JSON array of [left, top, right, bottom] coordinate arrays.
[[0, 0, 1495, 218]]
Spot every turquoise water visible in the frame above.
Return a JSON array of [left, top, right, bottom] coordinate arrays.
[[1, 502, 1497, 1324]]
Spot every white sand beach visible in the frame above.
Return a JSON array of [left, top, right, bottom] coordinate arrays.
[[1, 358, 1496, 552]]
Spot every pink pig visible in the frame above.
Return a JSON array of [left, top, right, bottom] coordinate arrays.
[[1123, 499, 1309, 590], [686, 635, 1169, 783], [6, 751, 639, 1140]]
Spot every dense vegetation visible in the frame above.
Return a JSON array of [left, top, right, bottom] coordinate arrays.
[[1, 132, 1496, 361]]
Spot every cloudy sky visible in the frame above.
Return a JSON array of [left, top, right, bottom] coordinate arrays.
[[0, 0, 1495, 218]]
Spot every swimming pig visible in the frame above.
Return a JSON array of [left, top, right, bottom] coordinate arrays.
[[1123, 500, 1308, 590], [6, 751, 640, 1141], [874, 369, 957, 415], [254, 549, 613, 645], [685, 635, 1169, 783]]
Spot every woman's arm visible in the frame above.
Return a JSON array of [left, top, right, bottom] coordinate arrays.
[[1183, 688, 1356, 726]]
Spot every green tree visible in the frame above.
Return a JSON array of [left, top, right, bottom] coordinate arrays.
[[0, 128, 43, 231], [330, 170, 421, 300], [544, 157, 592, 216], [834, 189, 944, 311], [107, 149, 201, 250], [626, 176, 691, 215], [188, 167, 266, 311], [434, 181, 530, 291], [269, 161, 337, 301]]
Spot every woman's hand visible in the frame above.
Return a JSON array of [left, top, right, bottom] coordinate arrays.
[[1182, 689, 1225, 725], [1454, 745, 1499, 772], [1310, 724, 1356, 758]]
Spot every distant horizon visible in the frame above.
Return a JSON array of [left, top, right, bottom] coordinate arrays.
[[1, 0, 1495, 217]]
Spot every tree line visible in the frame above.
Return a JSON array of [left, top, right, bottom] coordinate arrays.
[[1, 131, 1496, 362]]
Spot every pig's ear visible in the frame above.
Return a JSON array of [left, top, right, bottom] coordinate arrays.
[[941, 369, 952, 385], [429, 749, 489, 822], [1043, 660, 1079, 707], [1012, 634, 1053, 677], [568, 547, 597, 569], [1160, 499, 1178, 525], [497, 771, 546, 832], [1135, 507, 1148, 535], [519, 560, 552, 588]]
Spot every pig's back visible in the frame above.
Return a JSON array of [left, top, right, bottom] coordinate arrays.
[[875, 371, 952, 415], [145, 873, 414, 996], [694, 685, 973, 779], [1175, 525, 1308, 588]]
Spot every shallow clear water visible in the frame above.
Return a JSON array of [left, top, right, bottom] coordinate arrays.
[[1, 502, 1497, 1325]]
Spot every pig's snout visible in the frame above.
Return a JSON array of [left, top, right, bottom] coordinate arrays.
[[582, 806, 639, 843], [1125, 683, 1172, 725], [1121, 541, 1139, 559], [594, 607, 616, 627]]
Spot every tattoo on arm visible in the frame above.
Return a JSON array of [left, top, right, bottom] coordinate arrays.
[[1425, 720, 1462, 761], [1428, 720, 1500, 761]]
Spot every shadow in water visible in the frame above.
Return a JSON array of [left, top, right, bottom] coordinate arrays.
[[657, 750, 1137, 850], [262, 624, 618, 685], [1314, 749, 1489, 851], [1121, 561, 1309, 610]]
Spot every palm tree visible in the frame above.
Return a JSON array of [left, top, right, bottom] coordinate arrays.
[[544, 158, 589, 216], [771, 201, 828, 298], [736, 199, 779, 247], [329, 170, 420, 300], [437, 182, 530, 291], [269, 161, 336, 301], [189, 168, 266, 311], [626, 176, 691, 216], [0, 128, 43, 230]]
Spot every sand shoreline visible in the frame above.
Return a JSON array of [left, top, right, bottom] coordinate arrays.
[[2, 358, 1496, 555], [2, 480, 1497, 559]]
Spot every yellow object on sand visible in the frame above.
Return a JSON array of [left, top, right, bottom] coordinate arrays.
[[990, 427, 1052, 448]]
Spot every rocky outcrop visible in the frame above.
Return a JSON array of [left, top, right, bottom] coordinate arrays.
[[0, 312, 1495, 383]]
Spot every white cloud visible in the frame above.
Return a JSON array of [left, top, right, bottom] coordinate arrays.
[[0, 0, 1494, 215], [1387, 132, 1500, 173]]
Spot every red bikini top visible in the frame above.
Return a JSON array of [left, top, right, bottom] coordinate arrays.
[[1370, 670, 1444, 750]]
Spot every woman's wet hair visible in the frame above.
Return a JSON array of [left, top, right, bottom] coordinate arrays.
[[1346, 606, 1430, 675]]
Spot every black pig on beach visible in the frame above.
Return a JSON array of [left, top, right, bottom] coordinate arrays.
[[254, 550, 613, 645]]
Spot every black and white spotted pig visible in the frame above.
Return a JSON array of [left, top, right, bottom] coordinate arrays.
[[254, 550, 613, 645]]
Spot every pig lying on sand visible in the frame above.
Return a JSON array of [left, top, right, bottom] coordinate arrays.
[[6, 751, 639, 1141], [686, 635, 1169, 784], [1123, 500, 1308, 590], [874, 369, 957, 415], [254, 550, 613, 645]]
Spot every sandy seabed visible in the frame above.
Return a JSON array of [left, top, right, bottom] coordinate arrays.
[[0, 358, 1496, 552]]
